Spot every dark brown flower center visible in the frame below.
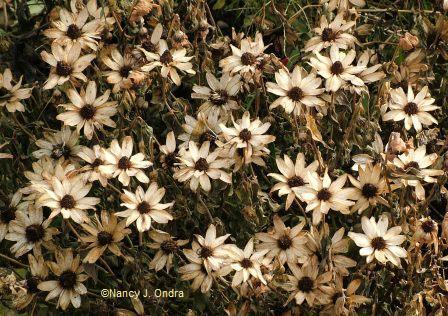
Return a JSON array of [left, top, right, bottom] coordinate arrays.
[[317, 188, 332, 201], [60, 194, 76, 209], [142, 40, 156, 53], [200, 246, 213, 258], [321, 27, 337, 42], [164, 152, 178, 167], [199, 131, 216, 145], [51, 144, 71, 159], [119, 65, 131, 78], [118, 156, 132, 170], [56, 61, 72, 77], [362, 183, 378, 198], [209, 90, 229, 106], [421, 220, 435, 233], [298, 276, 314, 293], [403, 102, 418, 115], [287, 176, 305, 188], [91, 158, 102, 168], [287, 87, 304, 102], [277, 235, 292, 250], [239, 128, 252, 142], [26, 276, 40, 293], [195, 157, 209, 171], [330, 61, 344, 75], [371, 236, 386, 250], [137, 201, 151, 214], [25, 224, 45, 243], [241, 52, 256, 65], [160, 50, 173, 65], [79, 104, 96, 120], [59, 270, 77, 289], [0, 207, 16, 224], [0, 87, 10, 98], [97, 231, 113, 246], [161, 240, 178, 253], [66, 24, 82, 40], [404, 161, 420, 170], [240, 258, 253, 269]]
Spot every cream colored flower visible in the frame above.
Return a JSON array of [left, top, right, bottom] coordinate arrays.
[[348, 215, 407, 267], [310, 46, 365, 92], [322, 0, 366, 12], [192, 72, 241, 117], [219, 32, 268, 76], [283, 257, 332, 306], [266, 66, 325, 115], [57, 81, 117, 140], [294, 170, 355, 225], [38, 175, 100, 223], [305, 13, 356, 52], [102, 48, 143, 93], [38, 249, 89, 310], [148, 229, 188, 272], [348, 163, 390, 214], [179, 260, 232, 294], [33, 127, 82, 161], [159, 131, 178, 169], [268, 153, 319, 210], [382, 85, 439, 132], [219, 111, 275, 165], [173, 141, 232, 192], [350, 50, 385, 94], [77, 145, 108, 187], [139, 23, 163, 54], [228, 238, 268, 287], [389, 145, 443, 200], [141, 40, 195, 86], [255, 215, 308, 267], [41, 43, 95, 90], [99, 136, 152, 186], [80, 210, 130, 263], [117, 184, 174, 232], [43, 4, 102, 50], [0, 191, 27, 241], [6, 207, 58, 257], [0, 68, 32, 112]]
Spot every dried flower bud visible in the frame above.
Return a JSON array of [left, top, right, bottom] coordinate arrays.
[[399, 33, 419, 51]]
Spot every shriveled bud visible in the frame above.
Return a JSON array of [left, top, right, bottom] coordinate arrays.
[[399, 33, 419, 51]]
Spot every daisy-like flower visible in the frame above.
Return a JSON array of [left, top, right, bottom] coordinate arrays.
[[159, 131, 178, 169], [389, 145, 444, 200], [173, 141, 232, 192], [148, 229, 189, 272], [43, 4, 102, 50], [0, 192, 27, 241], [183, 224, 234, 273], [5, 208, 58, 257], [382, 85, 439, 132], [192, 72, 241, 117], [80, 210, 130, 263], [99, 136, 152, 186], [179, 260, 232, 294], [228, 238, 268, 287], [77, 145, 108, 187], [56, 81, 117, 140], [13, 253, 49, 310], [283, 257, 332, 306], [348, 163, 390, 214], [33, 127, 82, 161], [226, 144, 270, 171], [310, 46, 365, 92], [178, 111, 226, 150], [268, 153, 319, 210], [102, 48, 143, 93], [38, 175, 100, 223], [0, 68, 32, 112], [140, 40, 195, 86], [412, 217, 439, 252], [305, 13, 356, 52], [116, 184, 174, 232], [219, 32, 268, 77], [41, 43, 95, 90], [138, 23, 163, 54], [219, 111, 275, 165], [38, 249, 89, 310], [266, 66, 325, 115], [255, 215, 308, 267], [294, 170, 355, 225], [352, 50, 385, 94], [348, 215, 407, 267]]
